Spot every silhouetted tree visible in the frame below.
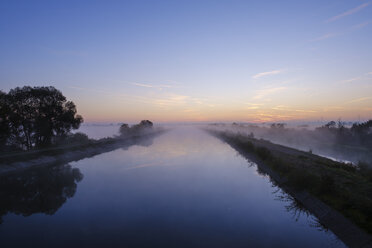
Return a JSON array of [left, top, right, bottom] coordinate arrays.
[[6, 86, 83, 149], [131, 120, 153, 133], [0, 91, 10, 148], [351, 120, 372, 136], [270, 123, 286, 129], [350, 120, 372, 146], [119, 123, 130, 136], [337, 119, 345, 129], [139, 120, 153, 127], [119, 121, 153, 137], [58, 132, 90, 145], [324, 121, 336, 129]]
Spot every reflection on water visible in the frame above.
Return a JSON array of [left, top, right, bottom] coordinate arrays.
[[0, 126, 346, 247], [224, 140, 342, 245], [0, 164, 83, 224], [273, 188, 329, 233]]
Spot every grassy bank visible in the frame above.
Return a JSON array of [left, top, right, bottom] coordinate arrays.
[[0, 137, 117, 164], [0, 129, 166, 175], [209, 129, 372, 236]]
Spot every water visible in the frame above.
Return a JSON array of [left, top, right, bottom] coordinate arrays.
[[0, 127, 346, 247], [75, 124, 120, 139]]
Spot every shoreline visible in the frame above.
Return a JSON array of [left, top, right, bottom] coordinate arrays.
[[0, 130, 166, 177], [208, 129, 372, 248]]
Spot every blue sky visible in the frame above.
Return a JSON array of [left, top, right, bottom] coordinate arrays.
[[1, 0, 371, 122]]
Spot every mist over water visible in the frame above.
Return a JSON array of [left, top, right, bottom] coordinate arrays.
[[208, 123, 372, 165], [75, 124, 121, 139], [2, 1, 372, 246], [0, 126, 346, 247]]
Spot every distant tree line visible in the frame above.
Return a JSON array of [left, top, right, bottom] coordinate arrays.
[[227, 119, 372, 152], [316, 120, 372, 147], [119, 120, 153, 136], [0, 86, 83, 151], [262, 120, 372, 148]]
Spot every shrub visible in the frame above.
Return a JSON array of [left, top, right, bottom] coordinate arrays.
[[255, 146, 272, 161], [271, 158, 292, 173], [241, 140, 254, 151], [65, 132, 90, 145], [287, 170, 319, 191], [358, 161, 372, 181], [319, 174, 335, 195], [119, 123, 130, 136]]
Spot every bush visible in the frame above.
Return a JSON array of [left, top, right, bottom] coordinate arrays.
[[241, 140, 254, 151], [255, 146, 272, 161], [64, 132, 90, 145], [287, 170, 319, 191], [271, 158, 292, 173], [319, 174, 335, 195], [358, 161, 372, 181], [119, 123, 130, 136]]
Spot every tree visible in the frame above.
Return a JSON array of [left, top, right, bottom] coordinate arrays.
[[131, 120, 153, 132], [119, 123, 130, 136], [351, 120, 372, 136], [270, 123, 286, 129], [119, 121, 153, 137], [139, 120, 153, 128], [0, 91, 11, 147], [325, 121, 336, 129], [6, 86, 83, 149]]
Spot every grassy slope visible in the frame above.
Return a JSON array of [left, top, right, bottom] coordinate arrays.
[[0, 130, 165, 166], [211, 130, 372, 235]]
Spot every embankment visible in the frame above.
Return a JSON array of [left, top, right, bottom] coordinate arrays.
[[0, 130, 166, 176], [207, 129, 372, 248]]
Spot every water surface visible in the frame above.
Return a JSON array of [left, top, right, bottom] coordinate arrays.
[[0, 127, 345, 247]]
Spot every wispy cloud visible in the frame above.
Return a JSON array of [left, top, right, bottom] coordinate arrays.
[[253, 87, 287, 100], [131, 82, 175, 89], [347, 97, 372, 104], [322, 106, 344, 112], [251, 112, 296, 122], [151, 93, 192, 108], [353, 21, 370, 29], [311, 20, 370, 43], [310, 32, 338, 42], [293, 109, 317, 113], [339, 71, 372, 83], [245, 102, 264, 106], [271, 105, 290, 111], [246, 106, 260, 110], [252, 70, 281, 79], [326, 2, 371, 23], [271, 105, 316, 113], [340, 77, 362, 83], [244, 102, 263, 110]]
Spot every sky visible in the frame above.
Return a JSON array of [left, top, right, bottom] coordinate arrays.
[[0, 0, 371, 123]]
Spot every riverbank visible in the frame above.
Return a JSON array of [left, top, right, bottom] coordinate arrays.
[[208, 123, 372, 164], [0, 129, 166, 176], [207, 129, 372, 248]]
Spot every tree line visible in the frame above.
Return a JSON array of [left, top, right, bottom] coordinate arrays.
[[316, 120, 372, 147], [0, 86, 83, 151], [263, 120, 372, 148]]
